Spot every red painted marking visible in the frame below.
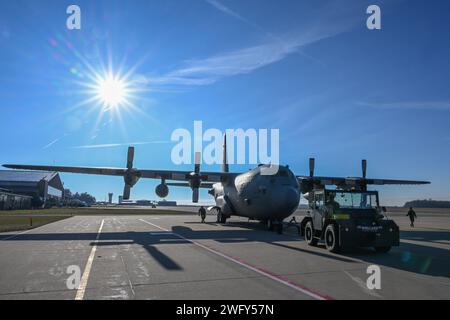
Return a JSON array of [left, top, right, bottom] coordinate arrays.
[[140, 219, 334, 300]]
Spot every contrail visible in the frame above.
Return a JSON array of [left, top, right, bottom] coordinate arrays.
[[71, 141, 170, 149]]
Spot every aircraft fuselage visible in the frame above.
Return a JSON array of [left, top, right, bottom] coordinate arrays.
[[209, 165, 300, 221]]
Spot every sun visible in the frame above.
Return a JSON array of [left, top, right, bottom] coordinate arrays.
[[94, 73, 130, 109]]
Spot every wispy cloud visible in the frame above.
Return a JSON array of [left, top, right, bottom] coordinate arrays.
[[205, 0, 266, 33], [71, 141, 170, 149], [357, 101, 450, 111], [145, 29, 345, 88], [42, 138, 61, 150], [138, 1, 361, 89], [205, 0, 250, 25], [42, 133, 69, 149]]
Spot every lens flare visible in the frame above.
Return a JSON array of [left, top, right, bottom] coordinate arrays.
[[94, 73, 129, 109]]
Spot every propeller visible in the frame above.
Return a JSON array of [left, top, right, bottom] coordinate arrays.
[[309, 158, 315, 177], [189, 152, 202, 203], [362, 159, 367, 179], [361, 159, 368, 191], [123, 184, 131, 200], [192, 187, 200, 203], [127, 146, 134, 170], [299, 157, 316, 194], [122, 146, 139, 200]]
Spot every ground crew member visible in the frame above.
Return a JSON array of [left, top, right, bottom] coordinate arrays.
[[199, 206, 206, 223], [407, 207, 417, 227], [325, 193, 340, 218]]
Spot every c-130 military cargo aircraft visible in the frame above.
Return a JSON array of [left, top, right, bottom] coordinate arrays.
[[3, 136, 429, 233]]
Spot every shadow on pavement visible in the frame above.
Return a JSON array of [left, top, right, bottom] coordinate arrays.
[[344, 229, 450, 278], [1, 222, 448, 278]]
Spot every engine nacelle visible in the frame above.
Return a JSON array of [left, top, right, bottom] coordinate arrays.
[[155, 184, 169, 198]]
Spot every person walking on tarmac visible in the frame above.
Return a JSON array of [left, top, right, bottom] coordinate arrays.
[[407, 207, 417, 227], [199, 206, 206, 223]]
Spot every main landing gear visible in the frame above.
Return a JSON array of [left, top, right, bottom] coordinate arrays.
[[266, 219, 283, 234], [216, 208, 227, 224]]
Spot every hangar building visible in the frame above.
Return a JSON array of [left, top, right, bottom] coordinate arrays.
[[0, 171, 64, 208], [0, 188, 33, 210]]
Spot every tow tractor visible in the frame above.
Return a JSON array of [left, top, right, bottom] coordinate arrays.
[[300, 188, 399, 253], [296, 159, 411, 253]]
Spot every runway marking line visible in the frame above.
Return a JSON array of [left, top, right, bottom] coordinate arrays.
[[75, 219, 104, 300], [139, 219, 333, 301]]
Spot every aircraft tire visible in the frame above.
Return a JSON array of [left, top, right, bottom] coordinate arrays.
[[216, 209, 222, 223], [267, 219, 275, 231], [276, 222, 283, 234], [374, 246, 391, 253], [325, 224, 340, 253], [216, 209, 227, 224]]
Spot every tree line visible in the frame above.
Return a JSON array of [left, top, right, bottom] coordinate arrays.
[[404, 199, 450, 208]]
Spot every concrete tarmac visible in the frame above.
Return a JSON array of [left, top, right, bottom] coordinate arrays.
[[0, 209, 449, 300]]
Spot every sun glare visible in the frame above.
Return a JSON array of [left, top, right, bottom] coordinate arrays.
[[95, 74, 129, 109]]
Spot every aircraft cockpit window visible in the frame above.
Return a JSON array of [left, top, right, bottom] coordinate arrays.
[[275, 168, 288, 177]]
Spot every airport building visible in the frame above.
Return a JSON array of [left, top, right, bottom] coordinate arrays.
[[0, 171, 64, 208], [0, 188, 33, 210], [158, 200, 177, 206]]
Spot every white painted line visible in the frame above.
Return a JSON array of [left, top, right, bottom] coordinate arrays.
[[343, 270, 383, 299], [75, 219, 104, 300], [139, 219, 332, 300]]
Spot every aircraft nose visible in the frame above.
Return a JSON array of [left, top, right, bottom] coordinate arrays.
[[272, 186, 300, 213]]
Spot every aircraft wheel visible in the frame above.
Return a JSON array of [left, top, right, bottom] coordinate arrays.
[[267, 219, 275, 231], [305, 221, 318, 246], [216, 209, 227, 224], [216, 209, 222, 223], [374, 246, 391, 253], [325, 224, 340, 253], [276, 222, 283, 234]]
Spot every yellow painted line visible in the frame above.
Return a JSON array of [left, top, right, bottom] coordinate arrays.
[[75, 219, 104, 300]]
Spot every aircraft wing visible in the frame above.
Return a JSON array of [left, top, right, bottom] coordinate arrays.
[[2, 160, 234, 202], [2, 164, 233, 183], [165, 182, 214, 189], [2, 164, 128, 176], [296, 175, 430, 189], [343, 177, 430, 186], [296, 158, 430, 192], [139, 169, 233, 183]]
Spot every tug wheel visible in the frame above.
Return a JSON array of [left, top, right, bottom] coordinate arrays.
[[325, 224, 340, 253], [305, 221, 318, 246]]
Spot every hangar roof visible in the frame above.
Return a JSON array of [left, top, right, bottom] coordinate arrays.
[[0, 170, 58, 183], [0, 171, 64, 192]]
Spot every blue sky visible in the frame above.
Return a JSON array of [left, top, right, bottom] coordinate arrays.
[[1, 0, 449, 205]]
